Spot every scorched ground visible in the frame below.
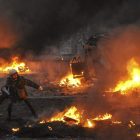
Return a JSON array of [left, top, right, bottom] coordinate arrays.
[[0, 80, 140, 140]]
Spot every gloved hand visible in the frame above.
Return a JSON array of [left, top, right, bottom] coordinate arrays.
[[39, 86, 43, 90]]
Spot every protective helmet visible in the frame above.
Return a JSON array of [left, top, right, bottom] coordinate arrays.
[[9, 69, 17, 76]]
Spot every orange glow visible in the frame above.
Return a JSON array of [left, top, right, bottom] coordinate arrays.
[[60, 73, 81, 87], [28, 125, 32, 127], [137, 133, 140, 137], [112, 121, 121, 124], [109, 58, 140, 95], [93, 113, 112, 120], [12, 128, 19, 132], [0, 56, 30, 73]]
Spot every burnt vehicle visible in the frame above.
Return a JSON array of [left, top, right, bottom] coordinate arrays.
[[71, 33, 111, 82]]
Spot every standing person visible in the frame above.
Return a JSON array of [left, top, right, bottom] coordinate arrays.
[[0, 69, 43, 120]]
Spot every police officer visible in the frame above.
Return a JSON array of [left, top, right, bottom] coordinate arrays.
[[0, 69, 43, 120]]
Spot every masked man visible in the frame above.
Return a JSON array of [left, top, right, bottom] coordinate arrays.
[[0, 69, 43, 120]]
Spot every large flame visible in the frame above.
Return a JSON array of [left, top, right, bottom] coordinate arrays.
[[60, 73, 82, 87], [0, 56, 30, 73], [110, 58, 140, 95]]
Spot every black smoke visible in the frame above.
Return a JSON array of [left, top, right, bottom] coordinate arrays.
[[0, 0, 124, 58], [0, 0, 139, 59]]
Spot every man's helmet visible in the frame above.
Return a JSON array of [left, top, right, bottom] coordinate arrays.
[[9, 69, 17, 76]]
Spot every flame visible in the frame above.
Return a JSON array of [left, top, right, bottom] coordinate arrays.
[[130, 120, 135, 126], [109, 58, 140, 95], [0, 56, 30, 73], [112, 121, 121, 124], [60, 73, 81, 87], [39, 120, 46, 124], [93, 113, 112, 120], [48, 126, 52, 130], [137, 133, 140, 137], [64, 106, 80, 123], [48, 106, 80, 124], [87, 119, 94, 127], [128, 124, 132, 128], [46, 106, 112, 128], [12, 128, 19, 132]]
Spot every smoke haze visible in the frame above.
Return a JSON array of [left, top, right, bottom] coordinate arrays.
[[0, 0, 139, 59]]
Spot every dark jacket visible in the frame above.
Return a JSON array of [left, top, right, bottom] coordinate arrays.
[[5, 75, 40, 102]]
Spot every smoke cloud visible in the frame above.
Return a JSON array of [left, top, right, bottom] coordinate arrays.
[[0, 0, 137, 59]]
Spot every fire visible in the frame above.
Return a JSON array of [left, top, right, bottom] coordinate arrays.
[[48, 126, 52, 130], [39, 120, 46, 124], [0, 56, 30, 73], [12, 128, 19, 132], [128, 121, 135, 128], [48, 106, 80, 124], [112, 121, 121, 124], [60, 73, 81, 87], [130, 120, 135, 126], [110, 58, 140, 95], [45, 106, 112, 128], [87, 119, 94, 127], [64, 106, 80, 121], [137, 133, 140, 137], [93, 113, 112, 120]]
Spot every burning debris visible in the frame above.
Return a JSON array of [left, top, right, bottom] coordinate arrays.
[[0, 56, 30, 73], [37, 106, 113, 129], [11, 104, 140, 139], [60, 73, 82, 88]]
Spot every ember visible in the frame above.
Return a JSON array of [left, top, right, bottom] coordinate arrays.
[[0, 56, 30, 73], [12, 128, 20, 132], [130, 120, 135, 126], [112, 121, 121, 124], [48, 126, 52, 130]]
